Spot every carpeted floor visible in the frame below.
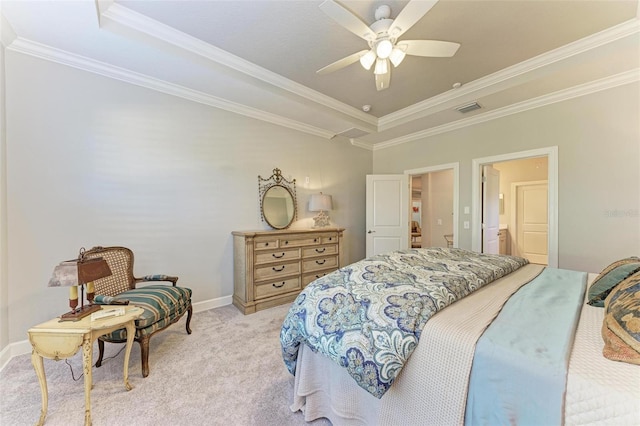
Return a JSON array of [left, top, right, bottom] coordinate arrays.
[[0, 304, 331, 425]]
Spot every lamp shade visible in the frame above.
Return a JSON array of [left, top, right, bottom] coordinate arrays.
[[309, 193, 333, 212], [389, 46, 407, 67], [374, 58, 388, 75], [48, 257, 112, 287], [359, 50, 376, 70]]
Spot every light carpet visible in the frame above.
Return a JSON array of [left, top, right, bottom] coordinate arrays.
[[0, 304, 331, 426]]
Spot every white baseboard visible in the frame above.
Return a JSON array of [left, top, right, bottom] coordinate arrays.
[[192, 295, 232, 313], [0, 294, 232, 373], [0, 339, 32, 372]]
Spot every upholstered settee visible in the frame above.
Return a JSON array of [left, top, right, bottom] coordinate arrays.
[[85, 246, 192, 377]]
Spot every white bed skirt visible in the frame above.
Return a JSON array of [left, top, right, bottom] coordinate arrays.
[[291, 266, 640, 425]]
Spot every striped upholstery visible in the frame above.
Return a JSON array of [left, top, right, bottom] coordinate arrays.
[[96, 285, 192, 341]]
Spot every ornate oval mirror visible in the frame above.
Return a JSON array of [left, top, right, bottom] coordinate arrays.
[[259, 168, 297, 229], [262, 185, 296, 229]]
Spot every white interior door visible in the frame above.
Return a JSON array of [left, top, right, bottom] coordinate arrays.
[[482, 165, 500, 254], [366, 175, 409, 257], [513, 181, 548, 264]]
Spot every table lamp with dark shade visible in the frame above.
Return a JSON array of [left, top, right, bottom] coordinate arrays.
[[48, 247, 112, 321]]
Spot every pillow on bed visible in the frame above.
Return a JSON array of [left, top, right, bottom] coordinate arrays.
[[587, 257, 640, 307], [602, 270, 640, 365]]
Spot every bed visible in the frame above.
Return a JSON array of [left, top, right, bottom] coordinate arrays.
[[280, 248, 640, 425]]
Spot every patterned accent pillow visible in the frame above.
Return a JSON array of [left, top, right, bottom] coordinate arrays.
[[587, 257, 640, 307], [602, 270, 640, 365]]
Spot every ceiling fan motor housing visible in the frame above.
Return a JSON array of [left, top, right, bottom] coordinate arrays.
[[374, 5, 392, 21]]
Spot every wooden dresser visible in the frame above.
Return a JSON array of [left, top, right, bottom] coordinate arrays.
[[232, 228, 345, 314]]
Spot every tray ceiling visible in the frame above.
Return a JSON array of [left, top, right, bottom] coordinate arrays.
[[2, 0, 639, 149]]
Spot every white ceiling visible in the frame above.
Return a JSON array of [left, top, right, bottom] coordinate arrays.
[[2, 0, 639, 149]]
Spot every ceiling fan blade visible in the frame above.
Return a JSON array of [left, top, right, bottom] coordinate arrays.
[[317, 49, 369, 75], [375, 68, 390, 91], [319, 0, 376, 41], [388, 0, 439, 38], [400, 40, 460, 57]]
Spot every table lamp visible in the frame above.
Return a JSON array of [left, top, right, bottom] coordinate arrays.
[[48, 247, 112, 321], [309, 192, 333, 228]]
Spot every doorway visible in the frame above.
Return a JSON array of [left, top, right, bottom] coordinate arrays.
[[472, 147, 557, 267], [405, 163, 459, 250]]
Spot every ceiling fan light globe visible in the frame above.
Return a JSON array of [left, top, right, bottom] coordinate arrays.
[[374, 58, 388, 75], [375, 39, 393, 59], [359, 50, 376, 70], [389, 47, 406, 67]]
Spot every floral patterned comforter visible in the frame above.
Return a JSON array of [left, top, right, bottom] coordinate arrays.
[[280, 248, 529, 398]]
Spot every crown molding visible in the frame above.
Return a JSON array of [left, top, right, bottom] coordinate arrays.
[[99, 2, 377, 130], [371, 68, 640, 151], [102, 3, 639, 135], [349, 138, 374, 151], [6, 37, 336, 139], [378, 17, 640, 131], [4, 4, 637, 150]]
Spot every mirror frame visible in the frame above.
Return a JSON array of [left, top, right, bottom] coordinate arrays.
[[258, 168, 297, 229]]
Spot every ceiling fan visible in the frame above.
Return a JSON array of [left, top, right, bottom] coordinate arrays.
[[317, 0, 460, 91]]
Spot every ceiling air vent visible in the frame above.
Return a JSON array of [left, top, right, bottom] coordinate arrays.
[[455, 102, 482, 113]]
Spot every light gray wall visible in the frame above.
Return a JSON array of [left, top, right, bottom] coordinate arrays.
[[373, 83, 640, 272], [2, 52, 371, 345], [0, 29, 8, 352]]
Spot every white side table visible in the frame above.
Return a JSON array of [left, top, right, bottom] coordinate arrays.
[[28, 305, 143, 425]]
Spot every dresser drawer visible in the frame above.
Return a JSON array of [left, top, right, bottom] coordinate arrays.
[[321, 235, 339, 244], [254, 237, 279, 250], [279, 236, 319, 248], [255, 261, 300, 281], [255, 277, 301, 300], [302, 269, 337, 287], [302, 244, 337, 258], [303, 256, 339, 273], [255, 248, 301, 265]]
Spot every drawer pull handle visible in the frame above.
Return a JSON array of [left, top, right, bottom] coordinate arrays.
[[273, 282, 285, 288], [265, 242, 269, 246], [316, 260, 326, 265], [328, 237, 333, 241], [272, 266, 286, 272], [284, 240, 289, 245], [272, 253, 285, 259], [315, 248, 326, 253], [314, 238, 318, 242], [315, 274, 322, 279]]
